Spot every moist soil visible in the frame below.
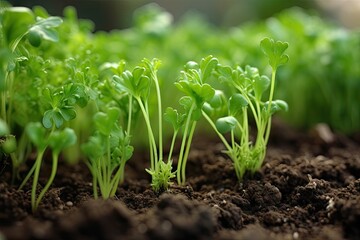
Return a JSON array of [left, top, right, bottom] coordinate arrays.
[[0, 119, 360, 240]]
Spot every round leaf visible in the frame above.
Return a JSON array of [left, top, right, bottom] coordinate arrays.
[[216, 116, 238, 134]]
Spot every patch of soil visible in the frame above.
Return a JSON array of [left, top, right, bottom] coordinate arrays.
[[1, 120, 360, 240]]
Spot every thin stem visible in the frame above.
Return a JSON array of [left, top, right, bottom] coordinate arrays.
[[180, 121, 197, 185], [136, 98, 158, 170], [35, 151, 59, 209], [167, 130, 178, 163], [176, 103, 195, 185], [127, 95, 132, 135], [153, 71, 163, 162], [201, 111, 232, 152], [264, 68, 277, 144], [31, 149, 46, 212]]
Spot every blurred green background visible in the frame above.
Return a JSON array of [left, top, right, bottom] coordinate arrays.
[[6, 0, 360, 31]]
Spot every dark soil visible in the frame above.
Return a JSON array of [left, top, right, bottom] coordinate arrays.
[[1, 119, 360, 240]]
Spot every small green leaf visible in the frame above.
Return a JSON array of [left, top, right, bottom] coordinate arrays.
[[26, 16, 63, 46], [260, 37, 289, 69], [274, 100, 289, 111], [229, 93, 248, 116], [27, 28, 42, 47], [0, 119, 9, 136], [263, 100, 288, 115], [48, 128, 77, 154], [200, 56, 219, 83], [164, 107, 185, 131], [216, 116, 238, 134], [59, 107, 76, 121], [42, 110, 63, 129], [208, 90, 226, 109], [94, 108, 121, 136], [81, 134, 103, 160], [26, 122, 48, 151], [184, 61, 198, 70], [253, 75, 270, 100], [2, 7, 35, 47]]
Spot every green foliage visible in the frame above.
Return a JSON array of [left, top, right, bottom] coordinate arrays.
[[201, 38, 288, 180], [2, 2, 357, 207], [19, 122, 76, 212], [82, 107, 133, 199]]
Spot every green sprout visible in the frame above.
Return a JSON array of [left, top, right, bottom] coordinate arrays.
[[19, 122, 76, 212], [202, 38, 289, 180], [0, 6, 62, 183], [172, 56, 216, 185], [82, 107, 133, 199], [113, 58, 177, 192]]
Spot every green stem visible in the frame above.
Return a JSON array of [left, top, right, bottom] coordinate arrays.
[[264, 68, 277, 144], [136, 98, 158, 170], [180, 121, 197, 186], [177, 103, 195, 185], [31, 148, 46, 212], [153, 71, 163, 162], [201, 111, 232, 152], [167, 129, 178, 163], [35, 150, 59, 210], [127, 95, 132, 135]]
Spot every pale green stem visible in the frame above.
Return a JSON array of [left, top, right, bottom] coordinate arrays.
[[176, 103, 195, 185], [167, 129, 178, 163], [180, 120, 197, 185], [153, 72, 163, 162], [31, 149, 46, 212], [264, 68, 277, 144], [35, 150, 59, 209], [201, 111, 232, 152], [136, 98, 158, 170], [127, 95, 132, 135]]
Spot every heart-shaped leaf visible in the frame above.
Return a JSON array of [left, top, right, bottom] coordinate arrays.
[[216, 116, 238, 134], [48, 128, 77, 154], [260, 37, 289, 69], [94, 108, 121, 136]]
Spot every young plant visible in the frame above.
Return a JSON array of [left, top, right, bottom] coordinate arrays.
[[113, 58, 176, 192], [81, 107, 133, 199], [171, 56, 217, 185], [0, 6, 62, 181], [202, 38, 289, 180], [19, 122, 76, 212]]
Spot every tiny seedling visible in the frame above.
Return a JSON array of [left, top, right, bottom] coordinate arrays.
[[202, 38, 289, 180], [82, 107, 133, 199], [19, 122, 76, 212], [113, 58, 176, 192]]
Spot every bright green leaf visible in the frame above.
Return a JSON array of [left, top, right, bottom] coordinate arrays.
[[26, 122, 48, 151], [229, 93, 248, 116], [48, 128, 77, 154], [260, 37, 289, 69], [216, 116, 238, 134]]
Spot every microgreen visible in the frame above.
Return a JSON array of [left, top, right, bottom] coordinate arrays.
[[113, 58, 176, 192], [202, 38, 288, 180], [19, 122, 76, 212], [0, 6, 63, 185], [82, 107, 133, 199], [173, 56, 216, 185]]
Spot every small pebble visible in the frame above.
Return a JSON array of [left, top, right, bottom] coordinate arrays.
[[66, 201, 74, 207]]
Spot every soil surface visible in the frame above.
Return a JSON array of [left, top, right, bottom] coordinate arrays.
[[1, 119, 360, 240]]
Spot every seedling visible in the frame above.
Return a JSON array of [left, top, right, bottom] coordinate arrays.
[[202, 38, 288, 180], [82, 107, 133, 199], [19, 122, 76, 212], [0, 6, 62, 183], [113, 58, 176, 192], [172, 56, 216, 185]]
